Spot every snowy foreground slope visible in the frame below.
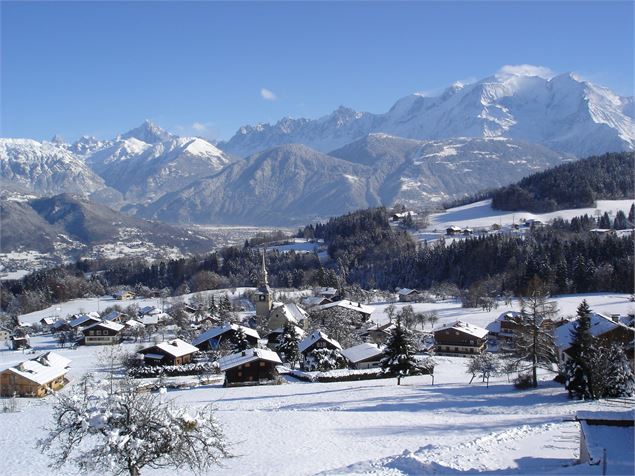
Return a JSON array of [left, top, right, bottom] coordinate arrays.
[[4, 292, 634, 476]]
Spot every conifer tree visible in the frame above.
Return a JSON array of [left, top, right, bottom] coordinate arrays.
[[230, 328, 250, 353], [381, 316, 419, 385], [564, 300, 595, 399], [628, 204, 635, 224], [277, 323, 301, 369], [594, 344, 635, 398]]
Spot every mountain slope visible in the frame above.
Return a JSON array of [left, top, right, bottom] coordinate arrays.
[[138, 144, 378, 225], [219, 68, 634, 158], [0, 194, 214, 256], [0, 139, 111, 197]]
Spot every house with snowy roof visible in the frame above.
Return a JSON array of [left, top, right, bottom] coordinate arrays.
[[316, 300, 374, 325], [299, 330, 342, 356], [102, 310, 127, 323], [361, 321, 396, 345], [139, 339, 199, 366], [82, 321, 124, 345], [316, 287, 339, 299], [575, 410, 634, 471], [69, 313, 101, 330], [554, 312, 635, 364], [39, 316, 57, 329], [112, 290, 135, 300], [302, 296, 332, 307], [341, 343, 384, 370], [192, 323, 260, 351], [433, 320, 488, 356], [397, 288, 420, 302], [486, 310, 561, 348], [268, 303, 309, 330], [0, 351, 71, 397], [219, 348, 282, 386]]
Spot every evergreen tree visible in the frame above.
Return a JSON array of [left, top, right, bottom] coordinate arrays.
[[629, 204, 635, 224], [564, 300, 595, 399], [595, 344, 635, 398], [277, 323, 301, 368], [380, 316, 420, 385], [230, 328, 250, 353], [613, 210, 629, 230], [304, 348, 347, 372], [599, 212, 611, 229]]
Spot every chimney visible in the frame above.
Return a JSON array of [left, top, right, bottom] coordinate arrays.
[[611, 314, 620, 323]]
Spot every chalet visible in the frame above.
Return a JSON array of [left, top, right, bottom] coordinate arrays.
[[192, 323, 260, 351], [0, 352, 71, 397], [268, 303, 309, 330], [341, 343, 384, 369], [554, 312, 635, 364], [316, 287, 338, 299], [138, 305, 162, 317], [463, 227, 473, 235], [486, 310, 558, 348], [39, 316, 57, 329], [575, 410, 634, 469], [10, 333, 30, 350], [124, 319, 144, 329], [446, 225, 462, 236], [139, 339, 199, 366], [299, 330, 342, 356], [266, 325, 305, 348], [397, 288, 420, 302], [112, 290, 135, 300], [302, 296, 332, 307], [219, 348, 282, 386], [69, 313, 101, 330], [316, 300, 374, 325], [362, 321, 395, 345], [50, 318, 70, 333], [391, 211, 417, 221], [433, 321, 488, 356], [102, 310, 126, 323], [82, 321, 124, 345]]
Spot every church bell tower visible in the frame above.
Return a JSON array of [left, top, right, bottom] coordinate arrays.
[[255, 250, 273, 319]]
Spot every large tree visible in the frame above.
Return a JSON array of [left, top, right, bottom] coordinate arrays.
[[277, 322, 302, 369], [39, 375, 230, 476], [381, 316, 420, 385], [564, 300, 595, 399]]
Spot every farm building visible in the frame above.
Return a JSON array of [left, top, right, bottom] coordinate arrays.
[[397, 288, 420, 302], [341, 343, 384, 369], [219, 348, 282, 386], [139, 338, 199, 366], [434, 321, 488, 356], [0, 352, 71, 397]]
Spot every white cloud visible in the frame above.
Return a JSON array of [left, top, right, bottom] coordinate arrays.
[[496, 64, 555, 79], [174, 121, 217, 139], [192, 122, 207, 132], [260, 88, 277, 101]]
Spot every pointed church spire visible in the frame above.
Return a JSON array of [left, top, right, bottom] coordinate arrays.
[[260, 248, 269, 288]]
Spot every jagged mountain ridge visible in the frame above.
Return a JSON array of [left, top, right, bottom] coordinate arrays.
[[137, 138, 568, 225], [219, 69, 635, 158]]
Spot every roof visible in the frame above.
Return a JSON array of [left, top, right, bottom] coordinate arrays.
[[2, 351, 71, 385], [398, 288, 418, 296], [341, 343, 383, 364], [40, 317, 57, 325], [139, 305, 161, 316], [218, 348, 282, 371], [69, 314, 101, 328], [317, 287, 338, 296], [302, 296, 330, 307], [142, 339, 199, 358], [83, 321, 125, 333], [317, 300, 374, 316], [486, 311, 523, 333], [102, 310, 123, 321], [192, 323, 260, 346], [271, 303, 309, 324], [299, 330, 342, 353], [577, 410, 635, 466], [576, 410, 635, 422], [554, 312, 634, 350], [124, 319, 144, 328], [435, 320, 489, 339]]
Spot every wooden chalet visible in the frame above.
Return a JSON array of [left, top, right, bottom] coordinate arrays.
[[219, 348, 282, 386], [82, 321, 124, 345], [433, 320, 488, 356], [486, 310, 558, 348], [112, 290, 135, 300], [446, 225, 462, 235], [0, 352, 71, 397], [341, 343, 384, 369], [68, 313, 101, 330], [139, 338, 199, 366], [397, 288, 420, 302], [299, 330, 342, 356], [192, 323, 260, 351]]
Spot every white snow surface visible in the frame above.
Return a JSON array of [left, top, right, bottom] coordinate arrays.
[[4, 292, 634, 475]]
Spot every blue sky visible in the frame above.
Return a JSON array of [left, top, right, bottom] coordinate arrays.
[[2, 1, 633, 142]]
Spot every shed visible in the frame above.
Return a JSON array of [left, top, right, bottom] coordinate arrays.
[[341, 343, 384, 369]]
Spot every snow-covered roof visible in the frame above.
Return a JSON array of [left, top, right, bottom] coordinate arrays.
[[83, 321, 125, 333], [316, 287, 338, 297], [141, 315, 159, 325], [576, 410, 634, 422], [302, 296, 330, 307], [192, 323, 260, 347], [139, 305, 161, 316], [124, 319, 144, 328], [69, 314, 101, 328], [143, 338, 199, 358], [271, 303, 308, 324], [299, 330, 342, 353], [102, 310, 123, 321], [341, 343, 383, 364], [554, 312, 633, 350], [435, 320, 489, 339], [3, 352, 71, 385], [40, 317, 57, 325], [398, 288, 418, 295], [317, 300, 374, 316], [577, 410, 634, 466], [486, 311, 523, 333], [218, 348, 282, 371]]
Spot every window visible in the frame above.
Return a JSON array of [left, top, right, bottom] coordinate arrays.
[[259, 296, 265, 301], [259, 362, 266, 367], [244, 363, 251, 368], [237, 371, 242, 377]]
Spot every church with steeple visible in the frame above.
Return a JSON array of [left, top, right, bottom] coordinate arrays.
[[254, 250, 273, 319]]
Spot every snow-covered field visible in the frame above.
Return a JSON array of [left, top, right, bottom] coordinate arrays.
[[0, 334, 632, 476], [426, 199, 635, 232]]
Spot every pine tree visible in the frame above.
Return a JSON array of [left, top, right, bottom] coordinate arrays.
[[277, 323, 301, 368], [564, 300, 595, 399], [597, 344, 635, 398], [380, 316, 420, 385], [599, 212, 611, 229], [613, 210, 629, 230], [230, 328, 250, 353]]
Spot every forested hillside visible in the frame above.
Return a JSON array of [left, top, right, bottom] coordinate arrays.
[[491, 152, 633, 213]]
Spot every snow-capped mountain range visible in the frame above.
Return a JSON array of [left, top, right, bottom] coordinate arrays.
[[219, 69, 635, 158], [1, 67, 633, 226]]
